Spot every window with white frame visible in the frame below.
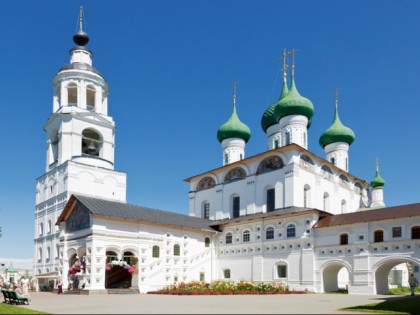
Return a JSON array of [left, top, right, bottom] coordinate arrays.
[[286, 224, 295, 238], [152, 245, 160, 258], [173, 244, 180, 256], [266, 227, 274, 240], [203, 202, 210, 219], [243, 230, 250, 242], [277, 264, 287, 278], [392, 226, 402, 238], [224, 269, 231, 279], [226, 233, 233, 244]]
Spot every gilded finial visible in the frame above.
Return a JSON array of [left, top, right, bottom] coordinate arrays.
[[73, 5, 89, 46], [280, 49, 292, 80], [334, 87, 340, 110], [291, 49, 299, 77], [79, 5, 84, 32], [233, 82, 237, 107]]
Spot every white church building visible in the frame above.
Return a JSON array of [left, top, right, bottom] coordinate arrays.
[[34, 8, 420, 295]]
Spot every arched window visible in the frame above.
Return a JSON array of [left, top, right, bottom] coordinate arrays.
[[300, 155, 314, 165], [339, 174, 349, 184], [204, 237, 211, 248], [67, 82, 78, 106], [47, 246, 51, 260], [38, 248, 42, 261], [123, 251, 135, 265], [412, 226, 420, 239], [304, 185, 311, 208], [340, 233, 348, 245], [355, 182, 363, 193], [224, 167, 246, 184], [56, 244, 60, 259], [266, 227, 274, 240], [276, 263, 287, 278], [48, 220, 52, 234], [173, 244, 180, 256], [152, 246, 160, 258], [50, 129, 59, 163], [286, 224, 296, 238], [285, 132, 291, 145], [256, 156, 284, 175], [243, 230, 250, 242], [224, 269, 231, 279], [323, 192, 330, 212], [321, 165, 333, 180], [82, 129, 102, 157], [267, 188, 275, 212], [225, 233, 232, 244], [197, 177, 216, 191], [374, 230, 384, 242], [232, 196, 240, 218], [86, 84, 96, 111], [39, 222, 44, 236]]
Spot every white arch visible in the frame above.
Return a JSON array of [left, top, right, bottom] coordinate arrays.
[[320, 259, 353, 293], [372, 256, 420, 294]]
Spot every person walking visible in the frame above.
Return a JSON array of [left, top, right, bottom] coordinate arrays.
[[57, 280, 63, 294], [408, 273, 418, 296]]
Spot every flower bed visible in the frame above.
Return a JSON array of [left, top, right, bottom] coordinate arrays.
[[147, 280, 308, 295]]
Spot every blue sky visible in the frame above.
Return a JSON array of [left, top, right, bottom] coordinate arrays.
[[0, 0, 419, 259]]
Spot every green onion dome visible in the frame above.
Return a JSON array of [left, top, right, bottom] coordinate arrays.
[[217, 103, 251, 143], [274, 78, 314, 127], [370, 169, 385, 188], [319, 106, 355, 148], [261, 80, 289, 133]]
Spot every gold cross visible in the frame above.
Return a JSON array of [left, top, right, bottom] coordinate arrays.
[[280, 49, 292, 78], [291, 49, 299, 76], [233, 82, 238, 105], [334, 87, 341, 109]]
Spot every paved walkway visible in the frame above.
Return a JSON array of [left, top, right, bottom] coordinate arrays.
[[17, 292, 410, 314]]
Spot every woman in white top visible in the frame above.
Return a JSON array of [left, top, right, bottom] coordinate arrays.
[[19, 274, 30, 296]]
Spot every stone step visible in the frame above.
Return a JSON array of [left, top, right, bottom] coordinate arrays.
[[107, 288, 139, 294]]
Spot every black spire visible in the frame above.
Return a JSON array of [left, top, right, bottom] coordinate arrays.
[[73, 5, 89, 46]]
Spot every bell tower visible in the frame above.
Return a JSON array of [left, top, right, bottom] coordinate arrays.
[[34, 7, 127, 279]]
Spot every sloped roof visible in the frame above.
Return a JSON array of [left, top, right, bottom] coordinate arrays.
[[313, 203, 420, 228], [210, 207, 328, 227], [57, 194, 215, 232]]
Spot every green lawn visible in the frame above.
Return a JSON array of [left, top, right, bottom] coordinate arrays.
[[341, 296, 420, 315], [0, 303, 49, 314]]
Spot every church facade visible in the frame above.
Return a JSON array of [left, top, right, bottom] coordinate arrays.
[[34, 9, 420, 295]]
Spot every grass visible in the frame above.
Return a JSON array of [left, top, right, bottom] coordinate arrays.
[[0, 303, 49, 314], [341, 296, 420, 315], [389, 287, 420, 295]]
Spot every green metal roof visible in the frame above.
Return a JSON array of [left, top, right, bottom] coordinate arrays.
[[6, 264, 16, 273], [371, 170, 385, 188], [261, 79, 289, 132], [217, 102, 251, 143], [319, 106, 355, 148], [274, 78, 314, 126]]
